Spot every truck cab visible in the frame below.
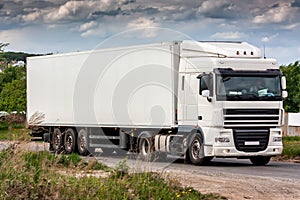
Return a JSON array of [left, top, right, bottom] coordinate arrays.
[[177, 41, 287, 165]]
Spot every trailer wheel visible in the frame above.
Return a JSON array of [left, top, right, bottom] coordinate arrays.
[[77, 129, 89, 156], [64, 128, 77, 154], [53, 128, 63, 153], [250, 156, 271, 166], [186, 133, 205, 165]]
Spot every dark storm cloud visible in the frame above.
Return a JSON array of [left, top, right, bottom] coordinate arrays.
[[291, 0, 300, 7], [198, 0, 239, 19]]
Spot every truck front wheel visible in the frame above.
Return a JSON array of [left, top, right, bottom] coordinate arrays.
[[250, 156, 271, 166], [64, 128, 77, 154], [186, 133, 205, 165]]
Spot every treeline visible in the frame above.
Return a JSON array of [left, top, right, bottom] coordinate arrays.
[[280, 61, 300, 113], [1, 52, 43, 64]]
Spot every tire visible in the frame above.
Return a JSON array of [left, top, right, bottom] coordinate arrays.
[[138, 137, 154, 161], [53, 128, 63, 153], [250, 156, 271, 166], [186, 133, 205, 165], [77, 129, 89, 156], [64, 128, 77, 154]]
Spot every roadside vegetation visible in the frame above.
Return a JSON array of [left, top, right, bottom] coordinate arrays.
[[0, 148, 225, 200], [0, 114, 29, 141], [281, 136, 300, 160]]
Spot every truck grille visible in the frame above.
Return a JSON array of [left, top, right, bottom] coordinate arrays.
[[223, 109, 280, 128], [233, 129, 269, 152]]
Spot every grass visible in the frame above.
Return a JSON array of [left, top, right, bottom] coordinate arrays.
[[0, 122, 30, 141], [0, 148, 225, 200], [281, 136, 300, 159]]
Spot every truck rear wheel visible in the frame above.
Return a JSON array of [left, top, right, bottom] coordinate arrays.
[[64, 128, 77, 154], [250, 156, 271, 166], [186, 133, 205, 165], [77, 129, 89, 156], [53, 128, 63, 153], [138, 137, 153, 160]]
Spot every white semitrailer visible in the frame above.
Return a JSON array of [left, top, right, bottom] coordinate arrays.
[[27, 40, 287, 165]]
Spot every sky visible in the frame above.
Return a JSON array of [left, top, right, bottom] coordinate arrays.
[[0, 0, 300, 65]]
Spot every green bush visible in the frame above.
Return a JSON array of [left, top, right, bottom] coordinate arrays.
[[0, 122, 9, 130]]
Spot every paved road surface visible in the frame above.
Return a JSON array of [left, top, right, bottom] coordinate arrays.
[[95, 154, 300, 180]]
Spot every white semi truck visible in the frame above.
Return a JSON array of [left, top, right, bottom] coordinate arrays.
[[27, 40, 287, 165]]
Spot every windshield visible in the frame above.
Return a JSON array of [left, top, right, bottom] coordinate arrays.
[[216, 75, 282, 101]]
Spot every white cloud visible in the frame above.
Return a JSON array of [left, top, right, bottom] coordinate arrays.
[[80, 28, 106, 38], [211, 31, 247, 39], [282, 23, 300, 30], [22, 10, 43, 22], [253, 3, 297, 24], [126, 17, 159, 38], [79, 21, 97, 32], [261, 33, 278, 43]]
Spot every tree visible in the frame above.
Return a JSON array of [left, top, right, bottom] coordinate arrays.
[[0, 79, 26, 113], [280, 61, 300, 112], [0, 43, 9, 52], [0, 43, 9, 69], [0, 65, 26, 92]]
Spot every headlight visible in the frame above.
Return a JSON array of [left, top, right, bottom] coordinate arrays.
[[273, 137, 282, 142], [215, 137, 230, 143]]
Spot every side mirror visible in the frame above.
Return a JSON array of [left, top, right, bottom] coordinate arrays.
[[281, 76, 286, 90], [282, 91, 288, 98], [201, 90, 210, 97]]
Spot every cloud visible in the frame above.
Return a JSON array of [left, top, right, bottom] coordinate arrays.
[[198, 0, 237, 19], [79, 21, 97, 32], [0, 0, 300, 65], [253, 2, 298, 24], [126, 17, 159, 38], [281, 23, 300, 30], [261, 33, 278, 43], [211, 31, 247, 39], [22, 10, 43, 22]]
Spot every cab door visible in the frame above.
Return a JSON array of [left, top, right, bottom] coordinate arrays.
[[184, 73, 199, 125], [197, 73, 214, 127]]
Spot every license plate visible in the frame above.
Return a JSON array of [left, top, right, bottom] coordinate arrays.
[[244, 141, 260, 146]]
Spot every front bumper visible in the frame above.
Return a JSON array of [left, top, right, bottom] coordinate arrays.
[[213, 145, 283, 157], [204, 127, 283, 157]]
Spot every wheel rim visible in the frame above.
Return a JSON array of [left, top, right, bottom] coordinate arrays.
[[53, 129, 61, 149], [191, 139, 201, 160], [79, 134, 87, 152], [66, 134, 73, 150]]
